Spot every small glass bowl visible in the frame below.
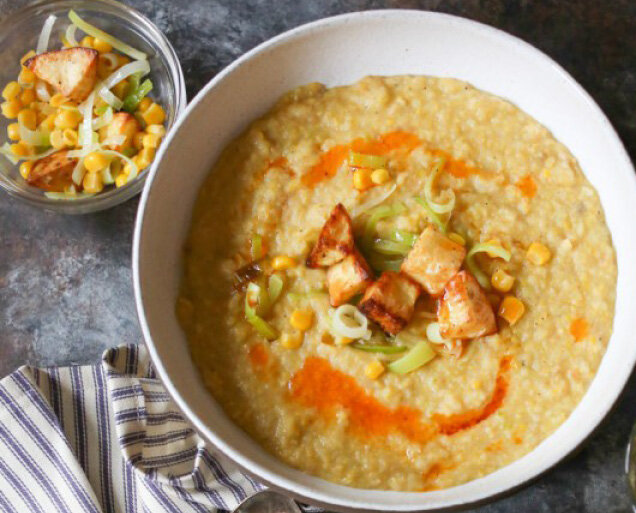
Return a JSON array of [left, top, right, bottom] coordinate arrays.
[[0, 0, 186, 214]]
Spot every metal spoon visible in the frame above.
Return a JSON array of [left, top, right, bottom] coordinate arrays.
[[233, 490, 303, 513]]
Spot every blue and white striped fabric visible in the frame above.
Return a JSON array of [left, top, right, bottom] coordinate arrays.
[[0, 344, 291, 513]]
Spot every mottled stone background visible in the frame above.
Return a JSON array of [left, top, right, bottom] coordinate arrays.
[[0, 1, 635, 511]]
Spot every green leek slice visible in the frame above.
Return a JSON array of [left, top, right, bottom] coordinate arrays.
[[424, 158, 456, 214], [268, 274, 284, 303], [367, 254, 403, 273], [372, 239, 412, 256], [18, 123, 50, 147], [122, 78, 153, 113], [69, 10, 147, 61], [465, 242, 512, 289], [250, 235, 263, 261], [246, 281, 270, 316], [387, 339, 436, 374], [348, 151, 387, 169], [467, 242, 512, 261], [245, 297, 278, 340], [363, 202, 406, 247], [414, 196, 447, 233], [94, 104, 109, 116], [389, 229, 417, 247], [101, 164, 115, 185]]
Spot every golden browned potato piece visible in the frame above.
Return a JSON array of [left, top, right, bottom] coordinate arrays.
[[102, 112, 140, 152], [326, 248, 373, 306], [27, 150, 78, 191], [306, 203, 355, 268], [437, 270, 497, 339], [358, 271, 421, 335], [25, 47, 98, 103], [401, 226, 466, 296]]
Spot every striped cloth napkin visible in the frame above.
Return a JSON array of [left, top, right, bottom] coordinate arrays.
[[0, 344, 315, 513]]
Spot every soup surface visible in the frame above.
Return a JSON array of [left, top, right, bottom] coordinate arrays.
[[178, 76, 616, 491]]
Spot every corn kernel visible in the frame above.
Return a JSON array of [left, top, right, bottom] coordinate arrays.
[[139, 146, 155, 163], [137, 97, 153, 113], [336, 337, 354, 346], [370, 168, 391, 185], [41, 113, 57, 132], [146, 123, 166, 136], [526, 242, 551, 266], [115, 172, 128, 188], [97, 58, 114, 79], [7, 123, 20, 140], [2, 81, 21, 101], [364, 360, 385, 380], [353, 168, 373, 190], [112, 80, 129, 99], [321, 332, 334, 345], [18, 108, 37, 130], [1, 99, 22, 119], [19, 87, 35, 105], [134, 153, 150, 170], [491, 269, 515, 293], [133, 132, 145, 150], [82, 171, 104, 193], [35, 107, 47, 124], [498, 296, 525, 326], [486, 238, 504, 258], [280, 332, 303, 349], [54, 109, 82, 129], [20, 50, 36, 65], [18, 67, 35, 85], [116, 55, 130, 68], [92, 38, 113, 53], [448, 232, 466, 246], [62, 128, 78, 147], [19, 160, 34, 180], [10, 142, 31, 157], [142, 133, 161, 149], [80, 36, 95, 48], [290, 309, 314, 331], [49, 93, 68, 107], [50, 129, 66, 149], [141, 103, 166, 125], [84, 151, 111, 173], [271, 255, 296, 271]]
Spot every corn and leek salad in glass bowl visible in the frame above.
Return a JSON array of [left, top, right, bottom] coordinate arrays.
[[0, 0, 185, 213], [0, 10, 167, 199]]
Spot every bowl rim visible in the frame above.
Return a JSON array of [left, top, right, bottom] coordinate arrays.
[[133, 8, 636, 512], [0, 0, 187, 214]]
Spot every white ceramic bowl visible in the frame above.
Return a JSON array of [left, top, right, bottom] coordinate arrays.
[[133, 10, 636, 511]]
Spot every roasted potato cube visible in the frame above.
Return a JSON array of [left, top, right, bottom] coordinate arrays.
[[359, 271, 421, 335], [102, 112, 140, 152], [26, 150, 77, 192], [437, 270, 497, 339], [401, 226, 466, 295], [25, 48, 98, 103], [327, 248, 372, 306], [306, 203, 355, 268]]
